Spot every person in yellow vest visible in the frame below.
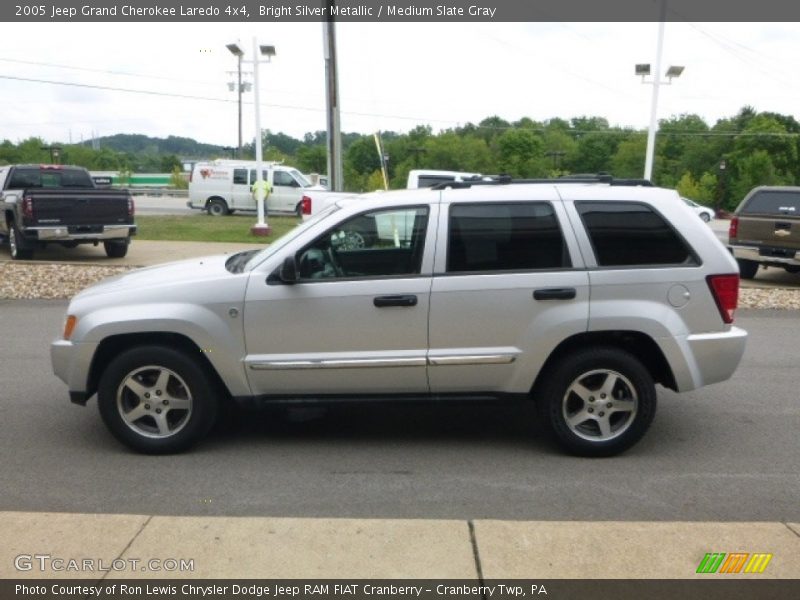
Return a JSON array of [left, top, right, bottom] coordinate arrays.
[[251, 177, 272, 212]]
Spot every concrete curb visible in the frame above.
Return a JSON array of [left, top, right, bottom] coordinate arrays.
[[2, 512, 798, 580]]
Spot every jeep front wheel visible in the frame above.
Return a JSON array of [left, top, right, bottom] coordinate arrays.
[[97, 346, 218, 454], [537, 347, 657, 457]]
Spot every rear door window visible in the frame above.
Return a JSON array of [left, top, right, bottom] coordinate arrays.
[[447, 202, 571, 272]]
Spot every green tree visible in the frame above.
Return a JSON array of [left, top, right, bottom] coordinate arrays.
[[494, 129, 545, 177], [611, 135, 647, 178]]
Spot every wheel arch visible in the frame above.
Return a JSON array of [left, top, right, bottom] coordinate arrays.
[[531, 330, 677, 396], [86, 332, 233, 403]]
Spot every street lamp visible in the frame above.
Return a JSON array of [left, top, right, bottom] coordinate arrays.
[[226, 43, 244, 158], [250, 40, 276, 236], [635, 5, 684, 182]]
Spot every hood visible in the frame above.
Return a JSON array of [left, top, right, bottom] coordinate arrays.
[[74, 254, 234, 300]]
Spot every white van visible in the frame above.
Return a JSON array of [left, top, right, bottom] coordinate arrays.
[[188, 160, 317, 216]]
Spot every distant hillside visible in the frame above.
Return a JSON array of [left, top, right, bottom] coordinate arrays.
[[87, 134, 231, 159]]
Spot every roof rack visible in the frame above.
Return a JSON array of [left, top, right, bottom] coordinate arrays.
[[430, 173, 653, 190]]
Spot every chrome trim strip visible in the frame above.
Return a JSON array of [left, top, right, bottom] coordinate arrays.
[[250, 357, 427, 370], [428, 354, 516, 366]]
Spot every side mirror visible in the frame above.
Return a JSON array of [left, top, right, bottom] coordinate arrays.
[[267, 255, 299, 286], [279, 255, 298, 283]]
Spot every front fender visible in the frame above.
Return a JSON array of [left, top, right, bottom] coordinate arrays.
[[75, 302, 251, 397]]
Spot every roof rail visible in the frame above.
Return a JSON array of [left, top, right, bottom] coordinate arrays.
[[430, 173, 653, 190]]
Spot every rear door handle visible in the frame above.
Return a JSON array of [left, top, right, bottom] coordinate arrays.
[[533, 288, 576, 301], [374, 295, 418, 308]]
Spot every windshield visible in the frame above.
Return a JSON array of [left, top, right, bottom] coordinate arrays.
[[290, 169, 312, 188], [243, 203, 341, 271]]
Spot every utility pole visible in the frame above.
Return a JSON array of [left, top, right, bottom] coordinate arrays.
[[323, 4, 343, 191]]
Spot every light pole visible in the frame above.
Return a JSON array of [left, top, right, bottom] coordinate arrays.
[[252, 40, 276, 236], [227, 40, 276, 236], [636, 4, 684, 182], [226, 44, 244, 158]]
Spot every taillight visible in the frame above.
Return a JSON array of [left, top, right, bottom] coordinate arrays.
[[728, 216, 739, 240], [301, 195, 312, 216], [22, 196, 34, 219], [707, 274, 739, 324], [128, 197, 135, 217]]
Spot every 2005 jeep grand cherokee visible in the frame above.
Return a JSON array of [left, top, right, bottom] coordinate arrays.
[[51, 178, 747, 457]]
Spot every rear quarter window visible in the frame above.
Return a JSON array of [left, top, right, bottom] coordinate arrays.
[[576, 201, 697, 267], [741, 190, 800, 215]]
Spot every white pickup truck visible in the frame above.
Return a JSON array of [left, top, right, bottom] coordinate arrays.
[[300, 169, 487, 219]]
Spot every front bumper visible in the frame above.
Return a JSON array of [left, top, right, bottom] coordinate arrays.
[[30, 225, 136, 242], [730, 244, 800, 266], [51, 339, 99, 404]]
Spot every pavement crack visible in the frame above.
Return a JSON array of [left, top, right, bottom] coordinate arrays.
[[99, 514, 154, 583], [784, 522, 800, 538], [468, 520, 486, 591]]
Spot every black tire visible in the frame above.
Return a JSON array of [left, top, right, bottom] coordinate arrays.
[[97, 346, 219, 454], [295, 202, 303, 218], [700, 213, 711, 223], [737, 259, 759, 280], [8, 221, 33, 260], [206, 198, 229, 216], [536, 347, 657, 457], [104, 239, 129, 258], [784, 265, 800, 274]]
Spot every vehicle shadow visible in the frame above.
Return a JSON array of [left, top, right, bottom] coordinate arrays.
[[209, 401, 553, 450]]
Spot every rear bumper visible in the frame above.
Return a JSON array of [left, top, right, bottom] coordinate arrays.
[[27, 224, 136, 242], [660, 326, 748, 392], [730, 244, 800, 266]]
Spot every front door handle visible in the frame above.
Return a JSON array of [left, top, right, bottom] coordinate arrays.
[[374, 295, 418, 308], [533, 287, 577, 301]]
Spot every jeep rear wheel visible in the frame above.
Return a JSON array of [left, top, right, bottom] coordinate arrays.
[[537, 347, 657, 457], [97, 346, 218, 454]]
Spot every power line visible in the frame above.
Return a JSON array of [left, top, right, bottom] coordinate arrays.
[[3, 74, 799, 140]]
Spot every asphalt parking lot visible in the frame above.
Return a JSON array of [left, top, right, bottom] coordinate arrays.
[[1, 301, 797, 523]]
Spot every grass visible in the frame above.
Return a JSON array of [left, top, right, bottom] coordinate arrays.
[[134, 214, 301, 243]]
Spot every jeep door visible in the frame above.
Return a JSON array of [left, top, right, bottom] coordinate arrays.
[[427, 191, 590, 394], [243, 203, 437, 396]]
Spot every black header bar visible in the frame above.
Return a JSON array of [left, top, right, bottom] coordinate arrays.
[[3, 0, 800, 23]]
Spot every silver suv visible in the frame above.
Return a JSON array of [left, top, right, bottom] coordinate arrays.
[[51, 179, 747, 456]]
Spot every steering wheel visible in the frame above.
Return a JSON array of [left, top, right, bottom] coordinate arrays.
[[325, 247, 344, 277]]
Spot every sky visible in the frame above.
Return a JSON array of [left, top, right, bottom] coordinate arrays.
[[1, 21, 799, 148]]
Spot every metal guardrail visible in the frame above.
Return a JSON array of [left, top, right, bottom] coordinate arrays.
[[126, 187, 188, 198]]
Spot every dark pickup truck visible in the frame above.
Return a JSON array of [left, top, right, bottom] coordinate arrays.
[[0, 164, 136, 260], [728, 186, 800, 279]]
